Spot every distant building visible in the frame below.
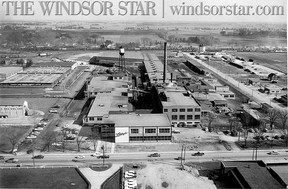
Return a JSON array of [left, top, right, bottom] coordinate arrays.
[[193, 92, 228, 107], [264, 85, 282, 94], [0, 101, 26, 118]]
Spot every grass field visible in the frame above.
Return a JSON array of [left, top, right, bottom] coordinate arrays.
[[232, 52, 287, 74], [0, 98, 58, 113], [102, 34, 165, 43], [0, 126, 32, 152], [0, 168, 88, 189]]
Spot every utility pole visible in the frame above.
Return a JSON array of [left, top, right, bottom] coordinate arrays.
[[101, 145, 105, 166], [32, 149, 35, 167], [180, 144, 183, 167], [183, 144, 186, 164]]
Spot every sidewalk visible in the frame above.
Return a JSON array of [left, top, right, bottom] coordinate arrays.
[[78, 164, 122, 189]]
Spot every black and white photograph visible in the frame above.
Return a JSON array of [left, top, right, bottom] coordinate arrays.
[[0, 0, 287, 188]]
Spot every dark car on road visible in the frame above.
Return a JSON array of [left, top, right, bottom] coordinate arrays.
[[97, 154, 109, 159], [32, 155, 44, 159], [0, 156, 4, 160], [148, 153, 160, 157], [5, 158, 19, 163], [175, 157, 185, 160], [192, 152, 204, 156]]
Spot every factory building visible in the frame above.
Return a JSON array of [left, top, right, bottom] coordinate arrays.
[[159, 85, 202, 127], [96, 114, 171, 143]]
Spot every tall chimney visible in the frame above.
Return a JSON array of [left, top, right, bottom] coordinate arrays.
[[163, 42, 167, 83]]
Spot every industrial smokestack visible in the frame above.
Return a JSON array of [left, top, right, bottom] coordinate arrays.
[[163, 42, 167, 83]]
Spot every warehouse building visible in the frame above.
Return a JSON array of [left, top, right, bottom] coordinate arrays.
[[0, 65, 73, 88]]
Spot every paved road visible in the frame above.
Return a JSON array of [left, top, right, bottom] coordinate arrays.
[[1, 149, 288, 168]]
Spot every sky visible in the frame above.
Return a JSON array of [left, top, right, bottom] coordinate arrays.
[[0, 0, 286, 23]]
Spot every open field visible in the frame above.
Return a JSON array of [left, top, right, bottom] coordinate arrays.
[[1, 98, 59, 113], [0, 168, 88, 189], [232, 52, 287, 74], [0, 126, 32, 152], [102, 34, 165, 43]]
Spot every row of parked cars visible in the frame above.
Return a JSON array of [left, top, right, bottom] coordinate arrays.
[[26, 118, 48, 139], [124, 170, 137, 189]]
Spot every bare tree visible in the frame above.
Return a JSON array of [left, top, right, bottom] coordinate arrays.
[[278, 109, 288, 130], [266, 109, 279, 130], [41, 132, 56, 152], [254, 119, 266, 145], [228, 117, 238, 131], [76, 136, 84, 152], [4, 127, 18, 153], [204, 112, 217, 131], [59, 127, 69, 152], [90, 127, 99, 151]]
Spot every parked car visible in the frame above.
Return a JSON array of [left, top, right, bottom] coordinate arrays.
[[34, 127, 44, 131], [175, 157, 185, 160], [267, 151, 279, 155], [27, 149, 34, 154], [91, 152, 102, 157], [0, 156, 4, 160], [72, 159, 80, 162], [5, 158, 19, 163], [192, 152, 204, 156], [40, 118, 49, 122], [32, 155, 44, 159], [16, 163, 22, 167], [26, 135, 37, 139], [49, 109, 58, 113], [97, 154, 109, 159], [274, 135, 280, 139], [52, 104, 60, 108], [125, 170, 137, 178], [75, 155, 85, 159], [148, 153, 160, 157]]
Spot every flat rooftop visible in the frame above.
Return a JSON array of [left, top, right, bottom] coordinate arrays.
[[103, 113, 170, 127], [162, 90, 200, 107], [193, 92, 226, 102], [0, 66, 23, 74], [88, 76, 129, 93], [32, 62, 75, 67], [143, 53, 171, 82], [87, 93, 129, 117], [20, 67, 70, 74], [1, 74, 62, 84]]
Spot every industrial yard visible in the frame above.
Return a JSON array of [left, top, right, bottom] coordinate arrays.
[[0, 20, 287, 189]]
